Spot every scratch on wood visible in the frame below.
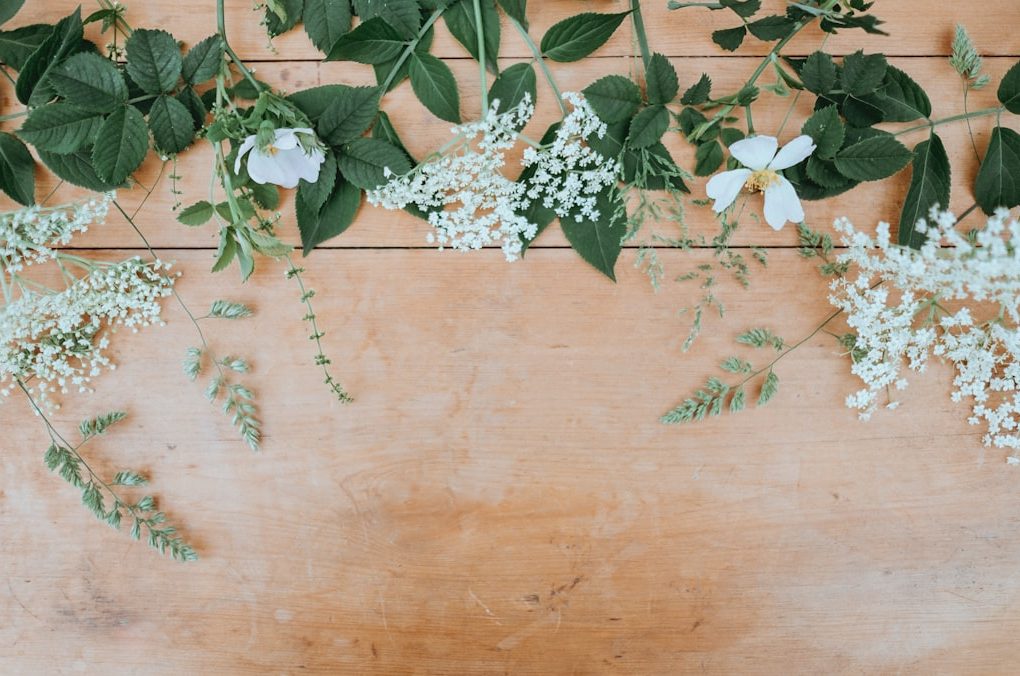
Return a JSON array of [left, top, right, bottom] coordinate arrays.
[[468, 588, 503, 625]]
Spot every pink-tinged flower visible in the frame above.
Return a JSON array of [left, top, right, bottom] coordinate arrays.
[[705, 134, 816, 231], [234, 127, 325, 189]]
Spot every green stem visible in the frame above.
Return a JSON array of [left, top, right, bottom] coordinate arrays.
[[509, 17, 566, 115], [473, 0, 488, 112], [0, 110, 27, 122], [894, 107, 1003, 137], [630, 0, 653, 73], [217, 0, 262, 93], [668, 1, 723, 8], [380, 8, 445, 93]]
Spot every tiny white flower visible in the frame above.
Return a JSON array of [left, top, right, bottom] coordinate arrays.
[[234, 127, 325, 189], [705, 134, 815, 231]]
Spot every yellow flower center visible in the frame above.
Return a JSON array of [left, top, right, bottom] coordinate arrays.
[[746, 169, 780, 193], [266, 144, 279, 156]]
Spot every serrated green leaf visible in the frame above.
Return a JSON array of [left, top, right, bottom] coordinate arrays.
[[645, 53, 679, 105], [841, 50, 887, 97], [899, 133, 950, 248], [875, 65, 931, 122], [16, 9, 85, 106], [627, 104, 669, 149], [288, 84, 351, 121], [712, 25, 745, 52], [746, 15, 794, 41], [302, 0, 352, 53], [975, 126, 1020, 215], [17, 103, 102, 154], [176, 86, 206, 130], [997, 60, 1020, 114], [694, 140, 723, 176], [318, 86, 380, 145], [488, 62, 535, 119], [800, 105, 844, 160], [0, 0, 25, 26], [265, 0, 302, 36], [125, 29, 182, 95], [297, 151, 337, 213], [92, 105, 148, 184], [354, 0, 420, 39], [409, 52, 460, 123], [0, 132, 33, 205], [181, 35, 224, 85], [805, 156, 845, 188], [444, 0, 500, 73], [297, 168, 361, 254], [560, 188, 624, 281], [541, 11, 629, 62], [834, 135, 911, 182], [325, 17, 404, 64], [177, 200, 214, 226], [49, 52, 127, 114], [719, 0, 760, 18], [681, 73, 711, 105], [148, 95, 195, 154], [496, 0, 527, 26], [841, 93, 885, 128], [38, 148, 119, 191], [583, 75, 641, 124], [338, 138, 411, 189], [801, 51, 835, 95], [0, 24, 53, 72]]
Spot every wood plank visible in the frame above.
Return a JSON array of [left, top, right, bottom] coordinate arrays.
[[10, 0, 1020, 61], [2, 57, 1015, 252], [2, 249, 1019, 673]]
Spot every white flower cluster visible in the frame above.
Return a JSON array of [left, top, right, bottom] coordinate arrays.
[[0, 193, 113, 273], [367, 92, 620, 261], [830, 209, 1020, 454], [1, 257, 176, 409]]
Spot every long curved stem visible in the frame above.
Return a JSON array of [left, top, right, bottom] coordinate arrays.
[[473, 0, 488, 112], [894, 107, 1004, 137], [217, 0, 262, 92], [509, 17, 566, 115], [630, 0, 653, 73]]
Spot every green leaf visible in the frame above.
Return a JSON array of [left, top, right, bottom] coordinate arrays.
[[645, 53, 679, 105], [719, 0, 760, 18], [125, 29, 182, 95], [92, 105, 148, 184], [694, 141, 723, 176], [181, 35, 224, 85], [540, 11, 630, 62], [875, 65, 931, 122], [16, 9, 85, 106], [800, 51, 836, 94], [317, 86, 380, 145], [338, 138, 411, 189], [746, 15, 794, 41], [409, 52, 460, 123], [680, 73, 711, 105], [288, 84, 350, 121], [325, 17, 404, 64], [582, 75, 641, 123], [297, 170, 362, 254], [899, 133, 950, 248], [834, 135, 912, 181], [488, 62, 535, 118], [0, 132, 34, 205], [265, 0, 302, 36], [177, 200, 214, 226], [805, 156, 845, 187], [496, 0, 527, 26], [975, 126, 1020, 215], [354, 0, 420, 39], [0, 24, 53, 72], [757, 370, 779, 406], [298, 151, 337, 212], [840, 50, 887, 97], [0, 0, 24, 25], [627, 105, 669, 148], [49, 52, 127, 113], [176, 86, 207, 130], [560, 188, 624, 281], [371, 22, 434, 92], [444, 0, 500, 73], [997, 60, 1020, 114], [800, 105, 844, 160], [840, 94, 885, 128], [711, 26, 746, 52], [250, 182, 280, 210], [147, 95, 195, 154], [17, 103, 102, 154], [38, 148, 119, 191], [302, 0, 352, 53]]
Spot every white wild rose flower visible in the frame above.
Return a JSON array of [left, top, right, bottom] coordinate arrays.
[[235, 127, 326, 189], [706, 134, 816, 230], [830, 208, 1020, 457]]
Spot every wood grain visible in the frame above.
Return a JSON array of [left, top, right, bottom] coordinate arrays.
[[3, 1, 1020, 673], [2, 250, 1019, 674]]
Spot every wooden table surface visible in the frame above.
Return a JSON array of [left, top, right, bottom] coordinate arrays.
[[3, 1, 1020, 673]]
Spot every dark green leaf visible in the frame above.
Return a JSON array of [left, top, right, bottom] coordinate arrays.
[[712, 26, 746, 52], [496, 0, 527, 26], [694, 141, 723, 176], [38, 148, 119, 191], [325, 17, 405, 64], [288, 84, 351, 121], [409, 52, 460, 123], [560, 188, 624, 281], [176, 86, 207, 130], [318, 86, 380, 145], [680, 73, 711, 105], [997, 60, 1020, 114], [841, 94, 884, 127], [874, 65, 931, 122], [177, 201, 214, 226], [302, 0, 353, 53], [645, 53, 679, 105], [0, 0, 24, 25], [746, 15, 795, 41], [627, 104, 669, 148], [800, 104, 844, 160], [17, 103, 102, 154], [899, 133, 950, 248], [181, 35, 224, 85], [834, 135, 912, 181], [444, 0, 500, 73], [16, 9, 85, 106], [720, 127, 744, 146], [801, 51, 836, 94], [297, 151, 337, 212], [297, 168, 361, 254], [250, 182, 280, 210], [265, 0, 302, 36], [975, 126, 1020, 214], [147, 95, 195, 154], [371, 23, 433, 92], [488, 62, 535, 119], [540, 11, 629, 62], [0, 24, 52, 71], [0, 132, 34, 205], [622, 142, 688, 192], [840, 50, 887, 97], [125, 29, 182, 95], [338, 137, 411, 189], [49, 52, 127, 113], [582, 75, 641, 124], [92, 105, 148, 184], [719, 0, 760, 18], [805, 156, 845, 187], [354, 0, 420, 39]]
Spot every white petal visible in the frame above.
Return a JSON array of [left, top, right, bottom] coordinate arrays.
[[275, 148, 322, 186], [246, 150, 291, 187], [705, 168, 751, 213], [272, 128, 299, 150], [234, 135, 257, 174], [763, 177, 804, 231], [769, 135, 816, 170], [728, 135, 778, 170]]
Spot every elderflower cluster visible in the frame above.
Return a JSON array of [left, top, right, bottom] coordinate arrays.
[[367, 96, 537, 261], [521, 92, 620, 223], [830, 209, 1020, 454], [0, 257, 176, 410], [0, 193, 113, 273]]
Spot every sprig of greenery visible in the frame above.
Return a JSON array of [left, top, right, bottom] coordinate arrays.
[[286, 261, 353, 404]]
